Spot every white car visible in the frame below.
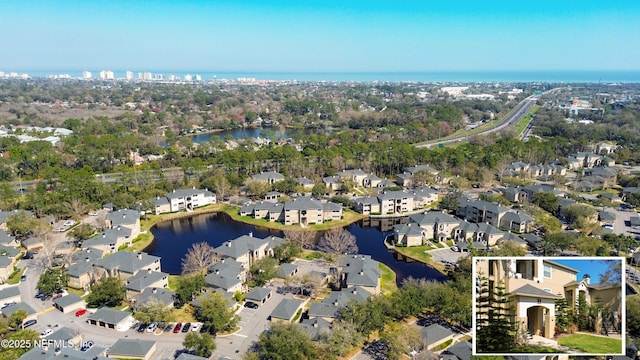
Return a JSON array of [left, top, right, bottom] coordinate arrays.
[[191, 322, 202, 332], [146, 322, 158, 333], [63, 221, 75, 227], [88, 212, 98, 216], [451, 246, 460, 252], [40, 329, 54, 338]]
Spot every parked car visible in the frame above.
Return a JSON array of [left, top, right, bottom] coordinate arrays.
[[23, 320, 37, 328], [200, 325, 210, 334], [136, 323, 147, 333], [40, 329, 54, 338], [163, 323, 174, 333], [63, 221, 75, 227], [173, 322, 183, 333], [20, 275, 26, 281], [244, 301, 259, 309], [75, 309, 87, 317], [451, 246, 459, 252], [181, 322, 191, 332], [146, 322, 158, 333], [191, 322, 201, 332]]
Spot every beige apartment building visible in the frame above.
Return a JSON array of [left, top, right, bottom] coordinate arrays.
[[475, 258, 622, 342]]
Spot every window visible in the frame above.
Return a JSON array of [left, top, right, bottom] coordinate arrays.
[[543, 263, 552, 279]]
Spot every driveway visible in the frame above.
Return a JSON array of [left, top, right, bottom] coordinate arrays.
[[213, 282, 293, 359]]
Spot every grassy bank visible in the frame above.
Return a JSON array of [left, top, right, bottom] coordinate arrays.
[[378, 263, 398, 294], [514, 104, 540, 134], [392, 245, 449, 274]]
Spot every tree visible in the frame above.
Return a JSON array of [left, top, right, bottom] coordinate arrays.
[[273, 239, 301, 263], [86, 276, 126, 308], [318, 321, 364, 359], [627, 295, 640, 336], [532, 191, 559, 213], [412, 170, 436, 187], [602, 233, 635, 255], [250, 256, 279, 286], [576, 291, 589, 331], [312, 183, 326, 198], [36, 268, 69, 296], [491, 240, 527, 256], [69, 223, 96, 241], [538, 232, 574, 256], [175, 274, 205, 308], [197, 292, 239, 332], [244, 179, 271, 199], [5, 210, 49, 239], [181, 242, 218, 275], [64, 198, 89, 221], [380, 323, 422, 360], [475, 277, 515, 352], [183, 332, 216, 357], [555, 297, 572, 335], [7, 309, 27, 330], [283, 229, 316, 250], [133, 300, 175, 324], [318, 228, 358, 255], [439, 189, 462, 213], [255, 322, 317, 360]]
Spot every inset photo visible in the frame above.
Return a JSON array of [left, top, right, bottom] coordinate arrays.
[[473, 257, 624, 356]]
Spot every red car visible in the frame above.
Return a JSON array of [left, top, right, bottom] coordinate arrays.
[[173, 322, 182, 333], [75, 309, 87, 317]]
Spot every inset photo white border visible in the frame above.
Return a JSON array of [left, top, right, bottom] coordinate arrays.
[[472, 256, 625, 357]]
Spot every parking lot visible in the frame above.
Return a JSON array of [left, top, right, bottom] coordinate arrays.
[[429, 247, 466, 266]]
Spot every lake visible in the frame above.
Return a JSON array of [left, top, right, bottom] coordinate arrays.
[[147, 212, 446, 285], [191, 126, 293, 143]]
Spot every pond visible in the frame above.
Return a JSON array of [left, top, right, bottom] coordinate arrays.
[[147, 212, 447, 285]]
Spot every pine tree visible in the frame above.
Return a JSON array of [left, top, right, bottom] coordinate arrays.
[[554, 297, 572, 334], [475, 275, 516, 353]]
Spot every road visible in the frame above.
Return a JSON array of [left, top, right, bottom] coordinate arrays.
[[416, 96, 538, 148]]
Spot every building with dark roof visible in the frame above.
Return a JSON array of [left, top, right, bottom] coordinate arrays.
[[107, 339, 156, 360], [270, 298, 306, 323], [86, 307, 134, 331]]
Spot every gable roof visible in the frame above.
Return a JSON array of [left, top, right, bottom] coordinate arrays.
[[245, 287, 271, 302], [93, 251, 160, 274], [441, 340, 472, 360], [105, 209, 139, 227], [133, 287, 175, 308], [270, 298, 304, 320], [277, 263, 298, 278], [53, 294, 85, 308], [0, 286, 20, 301], [1, 302, 36, 317], [87, 307, 131, 324], [421, 323, 455, 345], [510, 284, 561, 299], [125, 271, 168, 292], [107, 339, 155, 358]]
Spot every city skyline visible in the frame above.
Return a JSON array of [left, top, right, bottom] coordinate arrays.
[[1, 1, 639, 73]]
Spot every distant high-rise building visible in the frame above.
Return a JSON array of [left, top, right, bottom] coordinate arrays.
[[82, 71, 92, 79], [184, 74, 192, 81], [154, 74, 164, 80], [126, 71, 134, 80], [194, 74, 202, 81], [99, 70, 114, 80], [168, 74, 176, 81]]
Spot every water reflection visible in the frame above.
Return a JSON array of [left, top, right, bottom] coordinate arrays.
[[147, 212, 446, 285]]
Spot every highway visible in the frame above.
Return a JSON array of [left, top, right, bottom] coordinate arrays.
[[415, 95, 538, 148]]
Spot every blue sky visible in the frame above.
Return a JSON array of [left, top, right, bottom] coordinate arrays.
[[553, 259, 621, 284], [1, 1, 639, 72]]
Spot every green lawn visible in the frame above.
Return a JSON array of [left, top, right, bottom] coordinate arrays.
[[557, 334, 622, 354], [393, 245, 434, 263], [514, 105, 539, 134], [378, 263, 398, 294], [7, 267, 25, 285]]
